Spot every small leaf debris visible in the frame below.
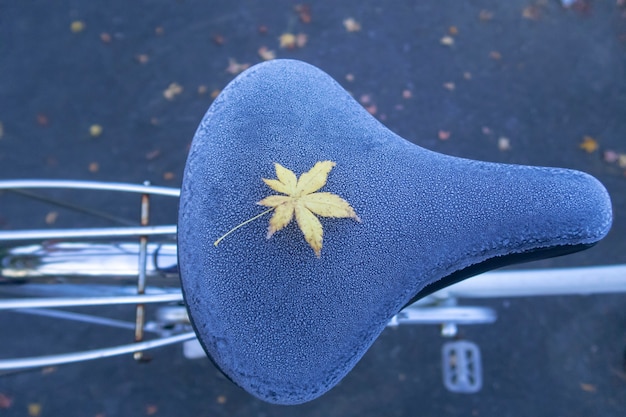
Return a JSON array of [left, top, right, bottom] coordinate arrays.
[[580, 136, 598, 153], [440, 36, 454, 46], [498, 137, 511, 151], [226, 58, 250, 75], [0, 393, 13, 409], [70, 20, 85, 33], [295, 4, 312, 24], [145, 149, 161, 160], [579, 382, 597, 393], [279, 33, 296, 48], [343, 18, 361, 32], [479, 10, 494, 21], [522, 5, 541, 20], [258, 46, 276, 61], [28, 403, 42, 417], [36, 113, 49, 127], [45, 211, 59, 225], [89, 124, 103, 137], [212, 34, 225, 45], [163, 83, 183, 100]]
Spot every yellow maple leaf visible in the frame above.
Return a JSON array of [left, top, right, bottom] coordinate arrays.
[[258, 161, 360, 256], [214, 161, 360, 257]]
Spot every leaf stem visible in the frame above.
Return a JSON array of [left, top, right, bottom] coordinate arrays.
[[213, 207, 275, 247]]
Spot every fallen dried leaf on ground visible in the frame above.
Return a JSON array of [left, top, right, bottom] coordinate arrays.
[[70, 20, 85, 33], [440, 35, 454, 46], [295, 33, 308, 48], [498, 137, 511, 151], [89, 124, 103, 137], [212, 34, 225, 45], [580, 136, 599, 153], [479, 10, 494, 21], [28, 403, 42, 417], [226, 59, 250, 75], [522, 5, 541, 20], [0, 393, 13, 409], [295, 4, 312, 23], [438, 130, 451, 140], [258, 46, 276, 60], [579, 382, 597, 392], [45, 211, 58, 225], [279, 33, 297, 48], [36, 113, 49, 127], [163, 82, 183, 100], [343, 17, 361, 32]]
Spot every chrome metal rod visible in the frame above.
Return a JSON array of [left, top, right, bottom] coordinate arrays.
[[436, 264, 626, 298], [0, 332, 196, 370], [0, 179, 180, 197], [0, 225, 177, 241], [390, 306, 497, 326], [0, 293, 183, 310], [13, 308, 141, 331]]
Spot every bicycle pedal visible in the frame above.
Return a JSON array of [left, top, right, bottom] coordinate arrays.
[[442, 340, 482, 393]]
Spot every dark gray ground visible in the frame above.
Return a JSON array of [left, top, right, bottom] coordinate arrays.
[[0, 1, 625, 416]]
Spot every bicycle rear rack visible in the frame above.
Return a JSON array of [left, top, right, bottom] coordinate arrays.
[[0, 180, 193, 371]]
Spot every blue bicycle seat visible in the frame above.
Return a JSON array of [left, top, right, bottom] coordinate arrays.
[[178, 60, 612, 404]]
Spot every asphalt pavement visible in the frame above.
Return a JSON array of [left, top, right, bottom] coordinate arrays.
[[1, 1, 625, 416]]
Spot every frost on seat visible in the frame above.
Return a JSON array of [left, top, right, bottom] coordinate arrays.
[[177, 60, 612, 404]]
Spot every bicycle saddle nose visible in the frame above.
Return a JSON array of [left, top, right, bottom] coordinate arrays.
[[178, 60, 612, 404]]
